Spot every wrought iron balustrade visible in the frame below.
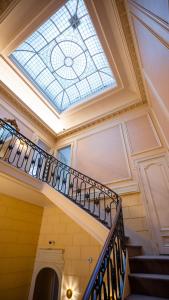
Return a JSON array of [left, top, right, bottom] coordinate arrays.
[[0, 118, 126, 299], [0, 118, 119, 228], [82, 200, 126, 300]]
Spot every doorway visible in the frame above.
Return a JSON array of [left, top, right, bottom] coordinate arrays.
[[138, 155, 169, 254], [33, 267, 59, 300]]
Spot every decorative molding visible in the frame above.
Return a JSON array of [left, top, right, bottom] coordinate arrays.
[[0, 0, 20, 23], [73, 123, 132, 184], [144, 71, 169, 120], [115, 0, 147, 104], [136, 154, 169, 254], [150, 107, 169, 151], [130, 10, 169, 50], [55, 0, 150, 140], [0, 76, 147, 142], [3, 118, 20, 131], [134, 152, 169, 167], [124, 113, 162, 156], [0, 0, 149, 142], [112, 182, 140, 195], [57, 101, 146, 139], [128, 0, 169, 32], [29, 248, 64, 300]]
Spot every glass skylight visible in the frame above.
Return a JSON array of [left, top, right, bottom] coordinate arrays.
[[10, 0, 116, 113]]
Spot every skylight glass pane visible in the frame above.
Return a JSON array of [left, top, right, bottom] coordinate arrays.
[[36, 69, 54, 88], [10, 0, 116, 113], [38, 20, 60, 43]]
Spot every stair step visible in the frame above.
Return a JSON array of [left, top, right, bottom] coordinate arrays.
[[126, 244, 142, 257], [129, 255, 169, 275], [129, 273, 169, 298], [125, 235, 130, 243], [126, 295, 169, 300]]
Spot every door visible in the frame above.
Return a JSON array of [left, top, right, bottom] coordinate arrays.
[[33, 268, 59, 300], [57, 145, 71, 166], [138, 155, 169, 254], [57, 145, 71, 194]]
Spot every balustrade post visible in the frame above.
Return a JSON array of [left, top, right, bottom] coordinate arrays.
[[42, 155, 52, 182]]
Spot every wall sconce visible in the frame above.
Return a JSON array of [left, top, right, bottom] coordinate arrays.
[[88, 256, 93, 264], [48, 240, 55, 245], [66, 288, 73, 299]]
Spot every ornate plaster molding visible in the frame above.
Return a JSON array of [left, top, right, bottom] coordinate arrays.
[[57, 101, 147, 140], [0, 0, 20, 23], [115, 0, 147, 104], [3, 118, 20, 131]]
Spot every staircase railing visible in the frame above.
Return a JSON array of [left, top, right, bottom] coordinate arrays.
[[83, 200, 126, 299], [0, 118, 126, 299]]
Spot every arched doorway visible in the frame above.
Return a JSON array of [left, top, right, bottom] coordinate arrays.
[[33, 267, 59, 300]]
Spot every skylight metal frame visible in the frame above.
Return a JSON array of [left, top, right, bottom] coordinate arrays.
[[10, 0, 117, 113]]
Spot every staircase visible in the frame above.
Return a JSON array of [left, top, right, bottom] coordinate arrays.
[[0, 118, 126, 299], [125, 236, 169, 300], [1, 118, 169, 300]]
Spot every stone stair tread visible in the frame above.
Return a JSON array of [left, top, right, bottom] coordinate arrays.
[[126, 244, 142, 248], [130, 255, 169, 260], [126, 295, 169, 300], [129, 273, 169, 280], [126, 244, 143, 257]]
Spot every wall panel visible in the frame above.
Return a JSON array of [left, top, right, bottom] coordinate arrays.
[[125, 114, 161, 154], [75, 124, 130, 183], [133, 0, 169, 23]]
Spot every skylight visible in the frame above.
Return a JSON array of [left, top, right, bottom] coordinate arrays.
[[10, 0, 116, 113]]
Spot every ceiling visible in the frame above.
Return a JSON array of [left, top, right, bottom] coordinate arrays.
[[0, 0, 146, 135], [10, 0, 117, 113]]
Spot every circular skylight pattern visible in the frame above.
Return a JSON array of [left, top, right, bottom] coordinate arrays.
[[64, 57, 73, 67], [51, 41, 86, 80], [10, 0, 116, 113]]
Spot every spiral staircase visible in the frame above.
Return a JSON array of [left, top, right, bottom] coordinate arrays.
[[0, 118, 169, 300]]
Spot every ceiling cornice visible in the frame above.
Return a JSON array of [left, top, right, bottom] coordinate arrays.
[[0, 80, 146, 141], [57, 101, 147, 140], [0, 0, 20, 23], [115, 0, 147, 104]]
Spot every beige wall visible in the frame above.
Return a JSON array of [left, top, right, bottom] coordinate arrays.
[[0, 103, 34, 140], [38, 205, 102, 299], [132, 0, 169, 23], [0, 87, 56, 149], [56, 106, 163, 185], [75, 124, 129, 183], [126, 0, 169, 147], [0, 193, 43, 300], [122, 193, 152, 253], [56, 105, 167, 253]]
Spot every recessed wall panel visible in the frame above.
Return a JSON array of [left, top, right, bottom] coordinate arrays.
[[75, 125, 130, 183], [126, 115, 160, 154]]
